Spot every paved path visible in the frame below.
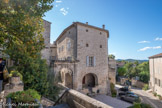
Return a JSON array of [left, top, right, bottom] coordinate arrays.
[[93, 95, 132, 108], [131, 88, 162, 108]]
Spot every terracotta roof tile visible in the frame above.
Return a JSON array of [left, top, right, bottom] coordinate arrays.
[[149, 53, 162, 59]]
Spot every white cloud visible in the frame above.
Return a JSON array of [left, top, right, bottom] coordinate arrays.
[[60, 8, 68, 16], [138, 41, 150, 43], [138, 46, 161, 51], [56, 0, 62, 3], [155, 37, 162, 41], [110, 52, 116, 55], [55, 5, 58, 7]]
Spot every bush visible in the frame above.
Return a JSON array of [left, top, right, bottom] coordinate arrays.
[[6, 89, 41, 105], [157, 95, 162, 100], [128, 103, 152, 108], [9, 70, 23, 80], [142, 84, 149, 91], [110, 83, 117, 97], [153, 92, 157, 97]]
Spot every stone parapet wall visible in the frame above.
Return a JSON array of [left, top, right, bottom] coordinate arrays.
[[60, 89, 112, 108]]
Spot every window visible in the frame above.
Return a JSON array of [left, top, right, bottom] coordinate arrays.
[[86, 56, 96, 67], [69, 31, 70, 34], [158, 79, 160, 86], [59, 47, 61, 53], [86, 44, 89, 47], [86, 29, 88, 32], [89, 57, 94, 66], [67, 40, 71, 51], [100, 32, 102, 35], [155, 78, 157, 84], [100, 45, 102, 48], [161, 80, 162, 88], [62, 46, 64, 51]]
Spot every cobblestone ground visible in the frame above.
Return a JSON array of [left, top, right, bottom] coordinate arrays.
[[93, 95, 132, 108]]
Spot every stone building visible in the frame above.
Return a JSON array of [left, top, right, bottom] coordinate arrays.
[[50, 22, 110, 95], [108, 57, 117, 84], [149, 53, 162, 96], [41, 20, 51, 65]]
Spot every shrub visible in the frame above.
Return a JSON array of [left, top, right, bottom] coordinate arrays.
[[9, 70, 23, 80], [110, 83, 117, 97], [6, 89, 41, 106], [153, 92, 157, 97], [157, 95, 162, 100], [142, 84, 149, 91], [140, 103, 152, 108], [128, 103, 152, 108]]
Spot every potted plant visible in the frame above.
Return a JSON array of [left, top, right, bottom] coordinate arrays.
[[9, 70, 23, 84]]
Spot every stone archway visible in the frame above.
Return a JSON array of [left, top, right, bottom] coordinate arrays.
[[65, 73, 72, 88], [82, 73, 98, 88], [60, 68, 73, 88]]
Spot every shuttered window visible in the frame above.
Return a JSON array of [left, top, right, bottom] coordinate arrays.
[[86, 56, 96, 67]]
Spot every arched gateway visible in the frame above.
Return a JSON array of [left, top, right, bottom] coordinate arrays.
[[60, 68, 73, 88], [82, 73, 98, 88]]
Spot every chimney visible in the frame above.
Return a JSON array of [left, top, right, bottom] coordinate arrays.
[[86, 22, 88, 25], [102, 25, 105, 29]]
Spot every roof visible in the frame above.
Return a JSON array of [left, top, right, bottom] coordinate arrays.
[[149, 53, 162, 59], [55, 22, 109, 42]]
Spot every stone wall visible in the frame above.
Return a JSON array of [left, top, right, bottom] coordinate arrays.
[[75, 23, 109, 94], [131, 79, 145, 89], [58, 89, 112, 108], [4, 77, 24, 97], [108, 58, 116, 84], [56, 25, 77, 60], [41, 20, 51, 65]]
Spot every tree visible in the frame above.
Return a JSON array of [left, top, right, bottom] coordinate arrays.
[[109, 54, 115, 59], [0, 0, 60, 100], [117, 67, 126, 76], [124, 62, 133, 78]]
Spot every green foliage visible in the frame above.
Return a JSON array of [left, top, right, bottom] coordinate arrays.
[[119, 61, 149, 83], [109, 54, 115, 59], [139, 71, 149, 83], [0, 0, 60, 100], [117, 67, 126, 76], [128, 103, 152, 108], [157, 95, 162, 100], [9, 70, 23, 80], [110, 83, 117, 97], [153, 92, 157, 97], [6, 89, 41, 103], [142, 84, 149, 91], [124, 62, 133, 78]]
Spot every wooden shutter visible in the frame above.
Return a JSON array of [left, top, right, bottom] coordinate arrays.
[[86, 56, 89, 66], [94, 56, 96, 66]]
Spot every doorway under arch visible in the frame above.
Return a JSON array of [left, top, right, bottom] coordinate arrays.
[[82, 73, 98, 88]]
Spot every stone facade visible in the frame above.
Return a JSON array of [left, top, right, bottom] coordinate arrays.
[[51, 22, 110, 95], [149, 53, 162, 96], [41, 20, 51, 65], [108, 58, 117, 84]]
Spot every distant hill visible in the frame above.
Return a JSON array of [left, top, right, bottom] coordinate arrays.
[[116, 59, 148, 63]]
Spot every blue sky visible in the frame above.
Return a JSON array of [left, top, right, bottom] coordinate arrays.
[[43, 0, 162, 60]]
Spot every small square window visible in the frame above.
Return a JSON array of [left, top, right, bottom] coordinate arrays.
[[86, 44, 89, 47], [100, 45, 102, 48], [86, 29, 88, 32]]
